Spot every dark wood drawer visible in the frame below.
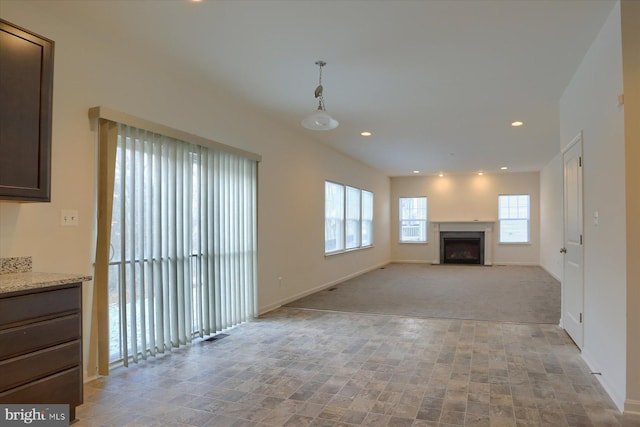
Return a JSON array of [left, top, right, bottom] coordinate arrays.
[[0, 366, 82, 407], [0, 282, 84, 423], [0, 314, 80, 359], [0, 340, 81, 392], [0, 285, 80, 326]]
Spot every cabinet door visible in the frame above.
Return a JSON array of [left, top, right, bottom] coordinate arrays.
[[0, 19, 54, 202]]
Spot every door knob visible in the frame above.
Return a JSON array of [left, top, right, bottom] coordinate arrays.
[[560, 247, 567, 253]]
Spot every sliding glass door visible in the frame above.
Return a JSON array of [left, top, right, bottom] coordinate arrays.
[[108, 124, 257, 365]]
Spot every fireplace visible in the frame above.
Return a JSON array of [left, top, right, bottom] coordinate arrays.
[[440, 231, 484, 265], [431, 221, 494, 265]]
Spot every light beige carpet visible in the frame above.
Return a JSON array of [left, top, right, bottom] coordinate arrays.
[[286, 263, 561, 324]]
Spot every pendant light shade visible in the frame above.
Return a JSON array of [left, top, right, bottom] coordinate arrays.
[[302, 109, 339, 130], [302, 60, 339, 131]]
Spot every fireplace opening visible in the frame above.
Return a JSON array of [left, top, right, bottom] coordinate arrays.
[[440, 231, 484, 265]]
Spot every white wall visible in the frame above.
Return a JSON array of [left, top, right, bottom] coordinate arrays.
[[390, 172, 540, 265], [539, 153, 563, 281], [0, 2, 390, 379], [559, 1, 626, 410]]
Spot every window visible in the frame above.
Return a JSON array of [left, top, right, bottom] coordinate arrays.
[[345, 186, 361, 249], [498, 194, 530, 243], [361, 190, 374, 247], [325, 182, 344, 253], [399, 197, 428, 242], [325, 181, 374, 254]]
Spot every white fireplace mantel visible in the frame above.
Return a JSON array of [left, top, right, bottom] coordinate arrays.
[[431, 221, 495, 265]]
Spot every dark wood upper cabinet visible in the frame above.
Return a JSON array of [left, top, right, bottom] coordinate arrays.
[[0, 19, 54, 202]]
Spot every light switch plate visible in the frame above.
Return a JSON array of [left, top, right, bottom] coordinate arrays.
[[61, 209, 79, 226]]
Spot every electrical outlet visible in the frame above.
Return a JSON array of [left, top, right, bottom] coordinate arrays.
[[61, 209, 79, 226]]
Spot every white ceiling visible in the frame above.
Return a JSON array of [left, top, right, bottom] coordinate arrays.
[[34, 0, 616, 176]]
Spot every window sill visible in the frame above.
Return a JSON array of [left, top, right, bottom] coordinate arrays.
[[399, 241, 428, 244], [325, 245, 374, 257]]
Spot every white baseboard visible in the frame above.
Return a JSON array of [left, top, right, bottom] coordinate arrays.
[[84, 373, 100, 383], [258, 301, 284, 316], [492, 261, 539, 266], [540, 264, 562, 282], [389, 259, 432, 264], [582, 349, 625, 412], [258, 261, 389, 316], [390, 260, 545, 267], [625, 399, 640, 416]]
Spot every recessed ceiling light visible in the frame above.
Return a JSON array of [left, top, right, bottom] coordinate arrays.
[[360, 131, 372, 137], [438, 172, 444, 177], [511, 121, 524, 127], [413, 170, 420, 174], [478, 172, 484, 176], [501, 166, 508, 170]]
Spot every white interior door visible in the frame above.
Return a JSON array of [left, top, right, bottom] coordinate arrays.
[[563, 135, 584, 349]]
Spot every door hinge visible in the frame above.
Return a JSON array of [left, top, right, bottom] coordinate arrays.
[[580, 235, 583, 245], [580, 313, 583, 323], [579, 156, 582, 167]]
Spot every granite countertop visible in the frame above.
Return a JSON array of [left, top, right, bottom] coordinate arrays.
[[0, 271, 92, 295], [0, 257, 91, 294]]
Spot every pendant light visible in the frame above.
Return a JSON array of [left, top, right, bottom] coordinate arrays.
[[301, 60, 339, 131]]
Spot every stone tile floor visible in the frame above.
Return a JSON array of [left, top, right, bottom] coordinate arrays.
[[75, 308, 640, 426]]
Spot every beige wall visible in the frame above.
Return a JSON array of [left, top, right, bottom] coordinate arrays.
[[539, 153, 563, 281], [390, 172, 540, 265], [559, 1, 627, 411], [622, 0, 640, 415], [0, 2, 390, 380]]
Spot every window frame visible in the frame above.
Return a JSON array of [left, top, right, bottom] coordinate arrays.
[[498, 194, 531, 244], [361, 189, 374, 247], [399, 196, 428, 243], [325, 180, 374, 255]]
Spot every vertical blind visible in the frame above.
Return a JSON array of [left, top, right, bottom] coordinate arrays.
[[108, 124, 257, 366]]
